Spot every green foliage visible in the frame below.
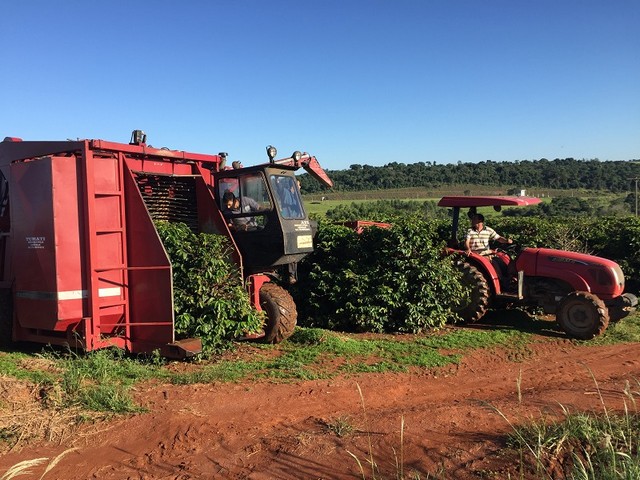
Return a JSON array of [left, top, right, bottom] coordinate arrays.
[[300, 197, 640, 338], [294, 220, 467, 334], [155, 221, 263, 353], [325, 199, 446, 223], [502, 195, 634, 217]]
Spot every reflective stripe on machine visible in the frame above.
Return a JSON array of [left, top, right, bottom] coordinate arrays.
[[16, 288, 122, 301]]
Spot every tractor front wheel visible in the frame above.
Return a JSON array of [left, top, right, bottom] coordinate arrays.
[[259, 283, 297, 344], [557, 291, 609, 340], [454, 262, 490, 323]]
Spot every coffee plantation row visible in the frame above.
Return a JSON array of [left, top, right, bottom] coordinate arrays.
[[158, 215, 640, 352]]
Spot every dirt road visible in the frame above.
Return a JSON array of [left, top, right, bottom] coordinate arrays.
[[1, 332, 638, 479]]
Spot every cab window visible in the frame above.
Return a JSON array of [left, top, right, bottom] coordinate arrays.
[[270, 175, 304, 219], [218, 173, 272, 231]]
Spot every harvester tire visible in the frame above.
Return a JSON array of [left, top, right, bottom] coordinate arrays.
[[454, 261, 490, 323], [0, 289, 13, 348], [557, 291, 609, 340], [259, 283, 297, 344]]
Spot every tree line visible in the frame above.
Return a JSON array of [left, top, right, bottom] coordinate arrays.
[[299, 157, 640, 194]]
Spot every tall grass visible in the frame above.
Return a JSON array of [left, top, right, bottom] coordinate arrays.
[[503, 374, 640, 479], [0, 448, 77, 480], [344, 373, 639, 479]]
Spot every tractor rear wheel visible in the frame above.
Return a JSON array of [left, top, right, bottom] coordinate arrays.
[[557, 291, 609, 340], [454, 262, 490, 323], [259, 283, 297, 344], [0, 289, 13, 348]]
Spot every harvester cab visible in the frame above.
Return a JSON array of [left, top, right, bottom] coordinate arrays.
[[438, 195, 637, 340], [213, 147, 333, 277]]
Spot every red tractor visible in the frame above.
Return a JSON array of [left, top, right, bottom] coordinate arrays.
[[0, 131, 332, 357], [438, 196, 638, 339]]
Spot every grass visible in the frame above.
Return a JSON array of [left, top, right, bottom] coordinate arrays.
[[0, 448, 77, 480], [1, 312, 636, 413], [0, 352, 58, 384], [302, 185, 507, 217], [592, 313, 640, 345], [0, 320, 536, 429], [500, 374, 640, 479], [323, 415, 355, 438], [301, 186, 612, 217], [1, 311, 639, 477]]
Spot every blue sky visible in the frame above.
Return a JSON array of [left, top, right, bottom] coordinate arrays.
[[1, 1, 638, 171]]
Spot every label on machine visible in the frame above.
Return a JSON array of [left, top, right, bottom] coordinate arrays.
[[297, 234, 313, 249]]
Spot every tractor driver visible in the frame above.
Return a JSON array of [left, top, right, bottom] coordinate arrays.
[[465, 214, 513, 288], [222, 191, 261, 231], [465, 213, 512, 256]]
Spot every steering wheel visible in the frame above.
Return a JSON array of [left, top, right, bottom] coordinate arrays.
[[496, 243, 521, 257]]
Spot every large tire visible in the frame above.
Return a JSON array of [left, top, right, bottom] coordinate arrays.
[[259, 283, 297, 344], [0, 288, 13, 348], [454, 262, 490, 323], [557, 291, 609, 340]]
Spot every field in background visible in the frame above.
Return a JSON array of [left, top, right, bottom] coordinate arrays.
[[302, 185, 618, 217]]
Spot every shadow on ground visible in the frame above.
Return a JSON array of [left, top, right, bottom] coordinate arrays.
[[462, 309, 566, 338]]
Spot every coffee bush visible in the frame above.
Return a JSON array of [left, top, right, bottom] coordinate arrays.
[[293, 218, 467, 333], [155, 221, 263, 353]]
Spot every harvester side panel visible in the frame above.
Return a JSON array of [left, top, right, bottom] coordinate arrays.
[[192, 171, 244, 275], [11, 158, 65, 330], [122, 159, 174, 353], [194, 175, 228, 236], [1, 136, 241, 356]]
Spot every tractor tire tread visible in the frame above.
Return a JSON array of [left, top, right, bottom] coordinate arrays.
[[557, 291, 609, 340], [259, 283, 297, 344], [455, 261, 490, 323]]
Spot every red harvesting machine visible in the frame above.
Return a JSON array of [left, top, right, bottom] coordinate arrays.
[[0, 130, 332, 358]]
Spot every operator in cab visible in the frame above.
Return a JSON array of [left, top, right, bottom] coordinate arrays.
[[222, 191, 261, 231]]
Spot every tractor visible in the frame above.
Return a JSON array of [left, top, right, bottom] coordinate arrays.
[[438, 195, 638, 339], [0, 131, 332, 357]]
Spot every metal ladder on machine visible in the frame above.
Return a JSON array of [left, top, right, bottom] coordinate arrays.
[[79, 145, 199, 357], [79, 145, 132, 352]]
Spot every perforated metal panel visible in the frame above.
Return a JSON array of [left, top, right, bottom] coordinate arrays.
[[135, 173, 199, 231]]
